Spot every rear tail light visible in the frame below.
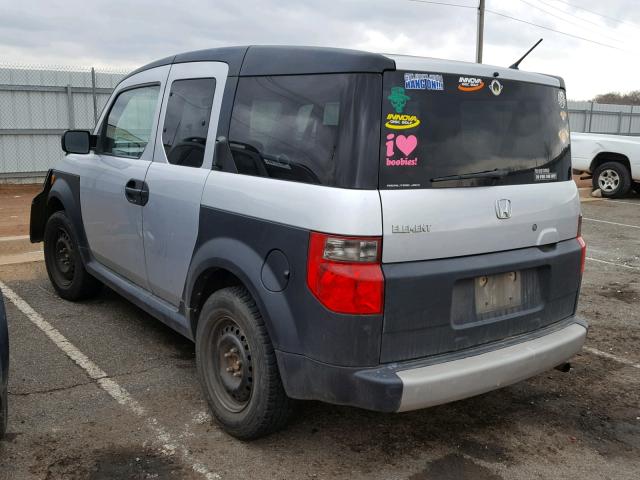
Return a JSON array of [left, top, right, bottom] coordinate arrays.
[[577, 214, 586, 273], [306, 232, 384, 315]]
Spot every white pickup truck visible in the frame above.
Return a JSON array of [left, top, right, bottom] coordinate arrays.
[[571, 132, 640, 198]]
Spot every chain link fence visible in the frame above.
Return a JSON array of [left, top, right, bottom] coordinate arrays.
[[0, 64, 128, 181], [1, 64, 640, 182]]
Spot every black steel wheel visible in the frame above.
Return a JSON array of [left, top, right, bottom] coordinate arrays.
[[211, 318, 254, 412], [51, 227, 75, 287], [44, 211, 101, 300], [196, 286, 294, 439]]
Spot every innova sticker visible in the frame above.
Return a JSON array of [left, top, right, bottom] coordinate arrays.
[[385, 133, 418, 166], [457, 77, 484, 92], [404, 73, 444, 91], [385, 113, 421, 130]]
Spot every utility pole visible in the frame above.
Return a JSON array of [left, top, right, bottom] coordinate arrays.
[[476, 0, 485, 63]]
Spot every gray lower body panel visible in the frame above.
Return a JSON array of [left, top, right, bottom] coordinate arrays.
[[277, 317, 587, 412], [397, 322, 587, 411]]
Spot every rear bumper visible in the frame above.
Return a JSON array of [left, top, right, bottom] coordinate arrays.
[[276, 316, 587, 412]]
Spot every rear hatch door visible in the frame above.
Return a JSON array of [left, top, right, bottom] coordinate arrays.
[[378, 70, 581, 362]]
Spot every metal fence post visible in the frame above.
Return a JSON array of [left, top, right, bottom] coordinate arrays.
[[91, 67, 98, 127], [617, 111, 623, 134], [587, 101, 594, 133], [66, 84, 75, 129], [629, 106, 634, 135]]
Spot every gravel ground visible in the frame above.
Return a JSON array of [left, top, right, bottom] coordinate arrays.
[[0, 188, 638, 480]]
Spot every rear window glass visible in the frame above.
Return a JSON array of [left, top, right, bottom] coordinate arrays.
[[380, 71, 571, 189], [228, 74, 381, 189]]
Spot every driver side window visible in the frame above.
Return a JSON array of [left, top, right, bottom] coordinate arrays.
[[101, 85, 160, 159], [162, 78, 216, 168]]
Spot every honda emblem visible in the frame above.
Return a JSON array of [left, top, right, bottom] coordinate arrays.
[[495, 199, 512, 219]]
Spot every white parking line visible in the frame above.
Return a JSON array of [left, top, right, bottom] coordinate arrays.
[[583, 347, 640, 369], [586, 257, 640, 271], [583, 218, 640, 229], [0, 251, 43, 266], [0, 235, 30, 242], [0, 280, 220, 480], [608, 199, 640, 207]]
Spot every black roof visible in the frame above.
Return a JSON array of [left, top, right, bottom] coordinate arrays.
[[123, 45, 396, 80]]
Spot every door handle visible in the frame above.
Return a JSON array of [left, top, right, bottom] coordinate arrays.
[[125, 179, 149, 206]]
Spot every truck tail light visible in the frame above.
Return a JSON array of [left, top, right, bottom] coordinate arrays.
[[306, 232, 384, 315], [577, 214, 586, 273]]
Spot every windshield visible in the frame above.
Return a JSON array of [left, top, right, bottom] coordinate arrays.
[[379, 71, 571, 189]]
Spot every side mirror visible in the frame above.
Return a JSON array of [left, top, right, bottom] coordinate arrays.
[[61, 130, 96, 154]]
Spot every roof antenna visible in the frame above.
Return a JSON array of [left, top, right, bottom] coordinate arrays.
[[509, 38, 543, 70]]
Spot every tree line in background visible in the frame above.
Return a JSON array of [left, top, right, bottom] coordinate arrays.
[[593, 91, 640, 105]]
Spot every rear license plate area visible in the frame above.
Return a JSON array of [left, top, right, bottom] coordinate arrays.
[[451, 267, 544, 327], [475, 271, 522, 314]]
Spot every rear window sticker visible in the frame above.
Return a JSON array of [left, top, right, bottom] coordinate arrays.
[[323, 102, 340, 125], [385, 133, 418, 167], [385, 113, 421, 130], [560, 110, 567, 121], [458, 77, 485, 92], [558, 128, 569, 143], [557, 90, 567, 109], [535, 168, 558, 181], [388, 86, 411, 113], [489, 79, 503, 96], [404, 73, 444, 91]]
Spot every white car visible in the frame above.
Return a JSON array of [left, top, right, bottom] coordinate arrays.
[[571, 132, 640, 198]]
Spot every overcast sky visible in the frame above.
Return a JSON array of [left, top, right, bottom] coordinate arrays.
[[1, 0, 638, 100]]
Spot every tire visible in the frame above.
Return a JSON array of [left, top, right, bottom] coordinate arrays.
[[43, 211, 102, 301], [592, 162, 632, 198], [196, 286, 294, 439]]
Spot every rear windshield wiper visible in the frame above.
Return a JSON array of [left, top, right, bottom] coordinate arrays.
[[431, 168, 511, 183]]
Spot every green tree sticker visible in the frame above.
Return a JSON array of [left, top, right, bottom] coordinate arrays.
[[388, 87, 411, 114]]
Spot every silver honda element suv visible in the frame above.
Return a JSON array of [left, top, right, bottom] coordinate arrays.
[[30, 46, 587, 439]]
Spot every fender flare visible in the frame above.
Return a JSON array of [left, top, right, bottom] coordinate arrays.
[[31, 170, 91, 265], [184, 236, 300, 351]]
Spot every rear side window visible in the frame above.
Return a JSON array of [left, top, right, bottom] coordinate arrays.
[[101, 85, 160, 158], [228, 74, 381, 189], [162, 78, 216, 168]]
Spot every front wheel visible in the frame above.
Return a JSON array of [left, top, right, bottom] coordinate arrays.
[[44, 211, 102, 300], [593, 162, 632, 198], [196, 287, 294, 440]]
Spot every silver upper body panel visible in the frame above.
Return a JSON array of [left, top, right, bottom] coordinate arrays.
[[201, 172, 383, 237], [379, 181, 580, 264], [384, 54, 561, 88]]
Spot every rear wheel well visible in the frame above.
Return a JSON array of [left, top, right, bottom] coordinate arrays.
[[189, 268, 244, 335], [590, 152, 631, 174]]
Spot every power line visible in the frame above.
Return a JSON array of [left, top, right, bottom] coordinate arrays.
[[407, 0, 476, 9], [516, 0, 624, 44], [405, 0, 629, 53], [549, 0, 636, 27], [485, 9, 627, 51], [537, 0, 611, 29]]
